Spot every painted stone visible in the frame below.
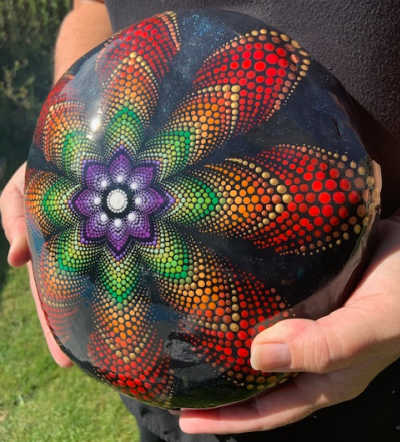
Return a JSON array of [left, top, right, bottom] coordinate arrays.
[[25, 9, 380, 409]]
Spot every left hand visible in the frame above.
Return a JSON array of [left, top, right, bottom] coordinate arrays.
[[179, 212, 400, 434]]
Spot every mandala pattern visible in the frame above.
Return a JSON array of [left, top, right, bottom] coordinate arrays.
[[25, 10, 379, 409]]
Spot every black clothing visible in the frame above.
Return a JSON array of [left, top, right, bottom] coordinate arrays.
[[104, 1, 400, 441], [105, 0, 400, 142]]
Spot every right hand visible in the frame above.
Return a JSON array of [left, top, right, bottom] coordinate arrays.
[[0, 162, 73, 367]]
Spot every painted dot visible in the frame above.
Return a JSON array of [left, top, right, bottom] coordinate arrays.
[[238, 348, 249, 358], [128, 212, 138, 222], [322, 205, 334, 217], [339, 179, 351, 191], [319, 192, 331, 203], [338, 207, 349, 219], [333, 192, 346, 204], [312, 181, 323, 192], [330, 169, 340, 179], [309, 206, 320, 217], [266, 53, 278, 64], [255, 61, 266, 71], [325, 179, 337, 191], [349, 191, 360, 204], [107, 189, 129, 213]]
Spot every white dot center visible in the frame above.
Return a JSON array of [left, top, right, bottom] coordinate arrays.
[[107, 189, 128, 213]]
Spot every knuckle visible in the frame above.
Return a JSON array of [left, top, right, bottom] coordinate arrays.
[[297, 323, 335, 374], [312, 344, 333, 374]]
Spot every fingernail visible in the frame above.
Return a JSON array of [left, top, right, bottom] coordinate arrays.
[[251, 343, 291, 371]]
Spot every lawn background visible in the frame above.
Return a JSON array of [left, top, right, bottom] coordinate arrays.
[[0, 1, 138, 440]]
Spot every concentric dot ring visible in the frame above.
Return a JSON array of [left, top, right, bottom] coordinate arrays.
[[106, 188, 129, 213]]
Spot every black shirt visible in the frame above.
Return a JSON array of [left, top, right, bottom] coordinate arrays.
[[104, 1, 400, 441], [105, 0, 400, 142]]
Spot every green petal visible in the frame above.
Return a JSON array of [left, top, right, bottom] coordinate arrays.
[[138, 222, 189, 280], [162, 174, 220, 224], [138, 86, 236, 180], [138, 129, 195, 180], [103, 107, 144, 160], [61, 129, 101, 179], [34, 232, 92, 344], [40, 100, 100, 181], [100, 50, 160, 160], [95, 246, 141, 303], [56, 225, 102, 274]]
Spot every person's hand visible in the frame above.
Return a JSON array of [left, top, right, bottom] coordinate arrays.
[[179, 212, 400, 434], [0, 162, 72, 367]]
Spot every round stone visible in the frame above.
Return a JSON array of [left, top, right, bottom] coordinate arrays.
[[25, 9, 381, 411], [106, 189, 128, 213]]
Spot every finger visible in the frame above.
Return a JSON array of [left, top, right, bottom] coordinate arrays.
[[27, 262, 73, 368], [179, 371, 353, 434], [0, 163, 31, 266], [180, 328, 391, 435], [250, 298, 397, 374]]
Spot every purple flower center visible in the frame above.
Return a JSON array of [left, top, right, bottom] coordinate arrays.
[[72, 148, 169, 255]]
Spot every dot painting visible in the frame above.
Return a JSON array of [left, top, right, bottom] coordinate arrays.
[[25, 10, 380, 409]]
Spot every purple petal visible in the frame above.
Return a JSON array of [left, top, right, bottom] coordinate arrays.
[[109, 150, 133, 184], [84, 163, 111, 192], [106, 219, 130, 252], [73, 189, 102, 217], [84, 212, 109, 240], [127, 166, 155, 191], [126, 212, 151, 239], [133, 188, 164, 215]]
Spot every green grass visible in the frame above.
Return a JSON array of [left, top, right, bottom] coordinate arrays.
[[0, 264, 140, 442]]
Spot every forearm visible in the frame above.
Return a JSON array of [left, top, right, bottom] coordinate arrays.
[[54, 0, 111, 83]]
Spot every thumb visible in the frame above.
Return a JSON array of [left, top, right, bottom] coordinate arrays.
[[251, 214, 400, 374], [250, 297, 395, 374]]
